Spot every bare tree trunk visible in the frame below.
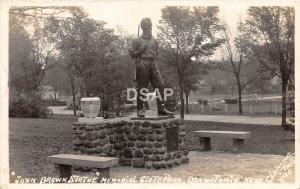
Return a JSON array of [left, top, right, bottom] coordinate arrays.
[[67, 70, 77, 116], [237, 79, 243, 115], [238, 89, 242, 115], [281, 78, 287, 127], [185, 92, 189, 114], [179, 79, 185, 119], [80, 81, 87, 97], [54, 87, 57, 101], [72, 89, 76, 116]]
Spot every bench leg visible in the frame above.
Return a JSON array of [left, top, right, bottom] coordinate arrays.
[[199, 137, 211, 151], [96, 167, 111, 183], [232, 139, 244, 153], [55, 164, 72, 182]]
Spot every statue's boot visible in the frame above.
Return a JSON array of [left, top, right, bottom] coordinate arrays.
[[156, 88, 174, 116], [137, 109, 145, 117], [158, 106, 174, 116]]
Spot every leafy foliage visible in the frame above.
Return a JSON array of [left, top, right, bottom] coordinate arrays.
[[9, 7, 68, 118], [9, 91, 49, 118], [220, 21, 260, 114], [9, 7, 60, 92], [244, 6, 294, 127], [165, 95, 178, 112], [157, 6, 224, 117], [46, 8, 135, 114]]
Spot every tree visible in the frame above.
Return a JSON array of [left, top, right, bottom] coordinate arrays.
[[66, 62, 79, 116], [202, 64, 232, 97], [91, 34, 134, 112], [9, 6, 72, 20], [159, 55, 207, 114], [43, 63, 71, 101], [9, 7, 82, 117], [9, 7, 135, 116], [47, 8, 135, 114], [220, 22, 258, 115], [247, 67, 274, 99], [9, 13, 33, 92], [157, 6, 224, 118], [9, 7, 65, 92], [47, 8, 116, 96], [9, 7, 82, 115], [244, 7, 294, 127], [182, 62, 207, 114]]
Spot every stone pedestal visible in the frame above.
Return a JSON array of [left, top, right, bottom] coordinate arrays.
[[78, 117, 103, 123], [72, 116, 189, 169]]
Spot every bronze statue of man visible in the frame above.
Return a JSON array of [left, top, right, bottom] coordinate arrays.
[[129, 18, 173, 117]]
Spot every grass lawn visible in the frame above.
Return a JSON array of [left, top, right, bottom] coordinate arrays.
[[9, 115, 76, 181], [8, 114, 294, 182]]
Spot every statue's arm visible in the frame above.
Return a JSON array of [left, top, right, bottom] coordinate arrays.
[[129, 39, 147, 58]]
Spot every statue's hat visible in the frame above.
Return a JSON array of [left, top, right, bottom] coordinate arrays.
[[140, 18, 152, 30]]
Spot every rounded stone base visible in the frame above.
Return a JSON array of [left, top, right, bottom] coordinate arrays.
[[72, 116, 189, 169]]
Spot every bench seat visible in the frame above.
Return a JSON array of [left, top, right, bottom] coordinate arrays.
[[193, 130, 251, 153], [48, 154, 118, 168], [194, 130, 251, 139], [48, 154, 118, 183]]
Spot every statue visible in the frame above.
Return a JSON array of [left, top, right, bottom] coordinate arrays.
[[129, 18, 174, 118]]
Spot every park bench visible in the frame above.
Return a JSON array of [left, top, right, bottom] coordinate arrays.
[[193, 130, 251, 153], [48, 154, 118, 183]]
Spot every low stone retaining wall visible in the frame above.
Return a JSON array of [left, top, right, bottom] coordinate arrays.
[[72, 117, 189, 169]]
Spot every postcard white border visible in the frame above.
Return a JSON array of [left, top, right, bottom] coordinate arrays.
[[0, 1, 299, 189]]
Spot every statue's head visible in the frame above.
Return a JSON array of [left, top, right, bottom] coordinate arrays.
[[140, 18, 152, 36]]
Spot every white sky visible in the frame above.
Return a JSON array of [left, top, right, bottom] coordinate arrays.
[[83, 2, 249, 60], [84, 2, 249, 37]]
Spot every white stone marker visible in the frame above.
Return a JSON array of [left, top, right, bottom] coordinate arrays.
[[146, 92, 158, 116], [79, 97, 103, 123]]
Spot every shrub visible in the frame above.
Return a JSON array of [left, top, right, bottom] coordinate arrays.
[[9, 91, 49, 118], [165, 95, 178, 112]]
